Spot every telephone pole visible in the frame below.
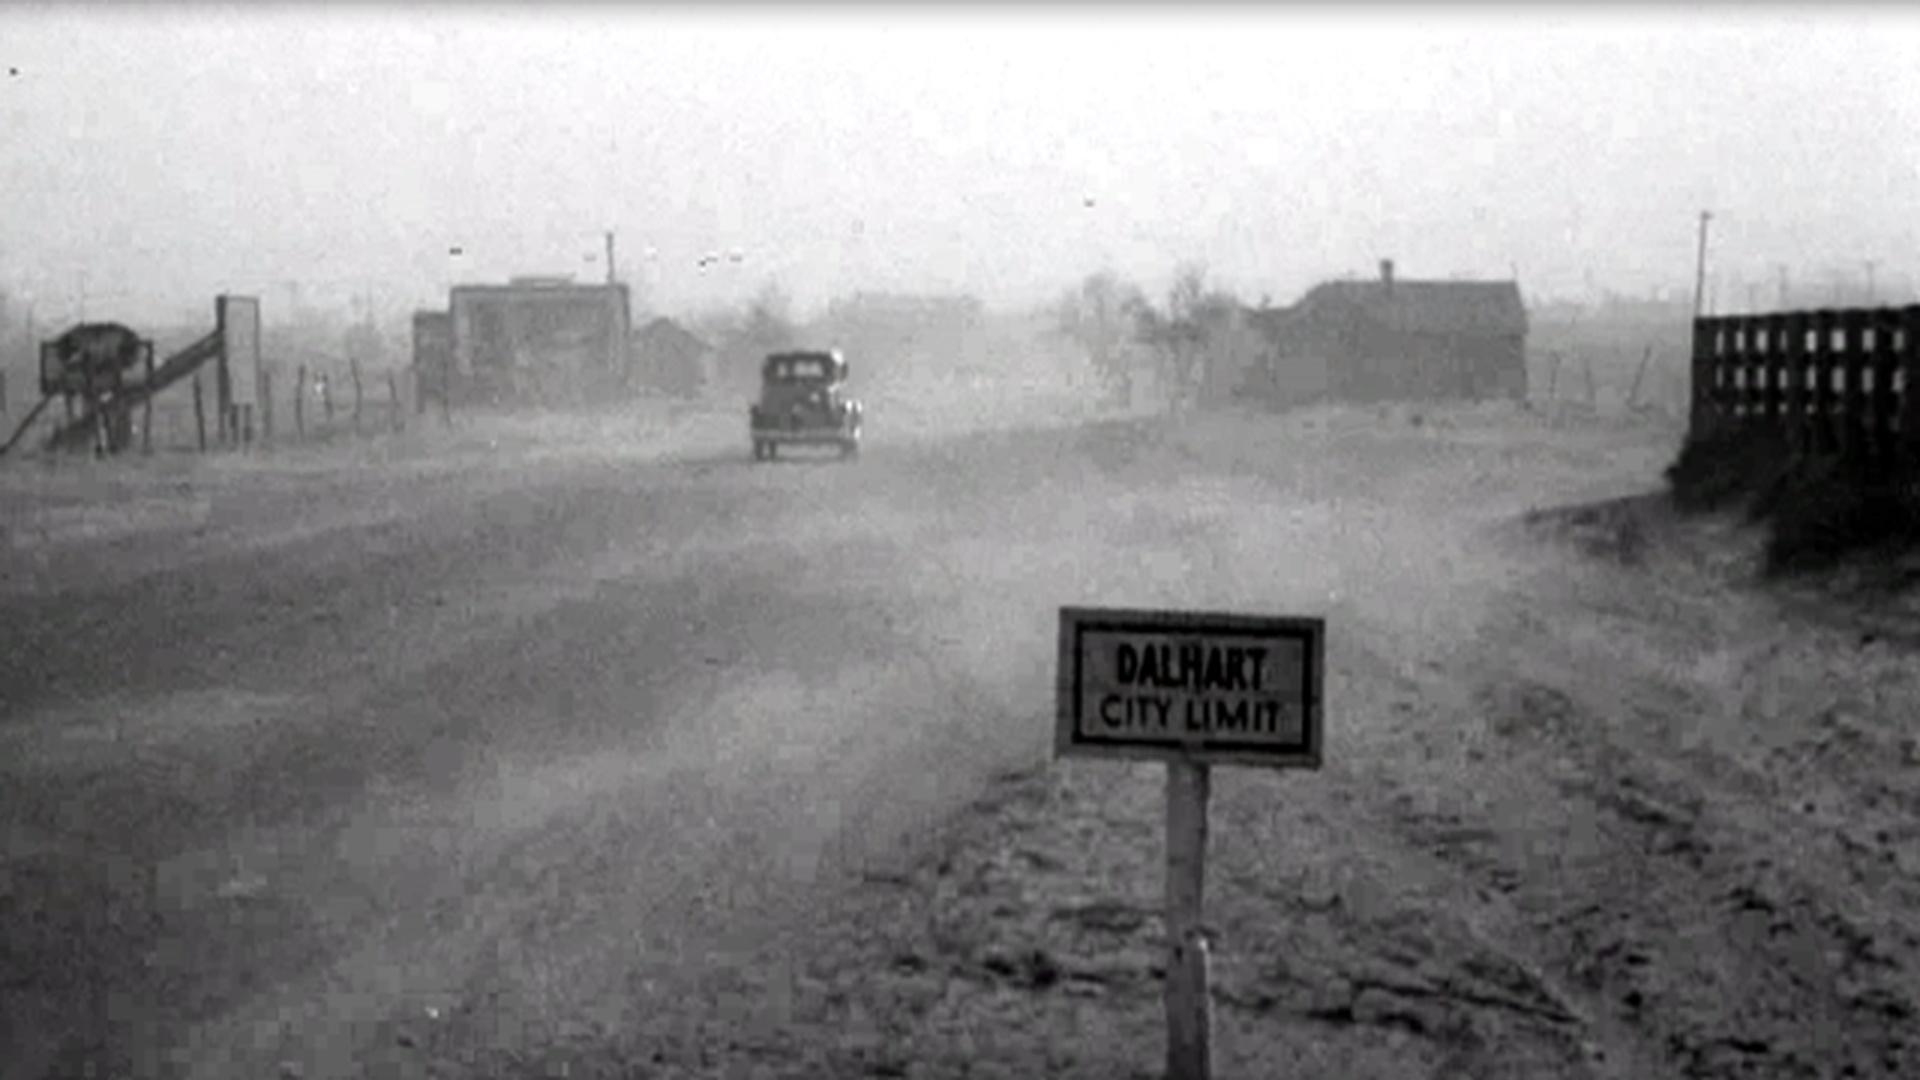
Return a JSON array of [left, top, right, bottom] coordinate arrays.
[[605, 231, 618, 286], [1692, 211, 1712, 319]]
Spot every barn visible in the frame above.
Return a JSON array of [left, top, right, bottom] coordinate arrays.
[[1244, 261, 1528, 407]]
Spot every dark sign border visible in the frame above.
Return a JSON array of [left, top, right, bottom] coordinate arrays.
[[1055, 606, 1325, 770]]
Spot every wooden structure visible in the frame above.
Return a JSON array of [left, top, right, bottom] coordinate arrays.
[[1689, 305, 1920, 462], [423, 277, 633, 407], [1246, 260, 1528, 407], [634, 317, 714, 398]]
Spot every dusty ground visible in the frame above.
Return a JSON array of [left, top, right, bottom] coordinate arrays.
[[2, 391, 1915, 1079]]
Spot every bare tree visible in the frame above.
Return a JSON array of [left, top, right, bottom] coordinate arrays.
[[711, 279, 798, 395], [742, 280, 795, 351], [1134, 262, 1236, 411], [1056, 270, 1146, 408]]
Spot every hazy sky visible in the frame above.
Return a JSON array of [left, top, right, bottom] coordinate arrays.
[[4, 5, 1918, 326]]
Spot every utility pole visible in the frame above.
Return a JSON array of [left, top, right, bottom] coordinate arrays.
[[605, 231, 618, 286], [1692, 211, 1712, 319]]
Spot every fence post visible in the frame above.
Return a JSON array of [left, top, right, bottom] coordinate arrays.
[[1870, 308, 1898, 461], [192, 375, 207, 452], [1783, 313, 1807, 459], [1763, 314, 1785, 441], [1689, 317, 1715, 443], [1809, 311, 1833, 456], [142, 343, 155, 455], [1840, 311, 1867, 461], [351, 356, 364, 436], [1626, 345, 1653, 412], [1902, 306, 1920, 462], [1728, 318, 1748, 428]]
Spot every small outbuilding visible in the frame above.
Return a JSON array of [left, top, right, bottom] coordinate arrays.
[[634, 317, 715, 398]]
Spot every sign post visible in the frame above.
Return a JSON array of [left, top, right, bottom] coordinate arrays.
[[1056, 607, 1325, 1080]]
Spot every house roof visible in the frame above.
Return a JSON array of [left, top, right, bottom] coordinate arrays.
[[1280, 279, 1528, 336]]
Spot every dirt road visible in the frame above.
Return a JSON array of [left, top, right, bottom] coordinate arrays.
[[3, 400, 1915, 1079]]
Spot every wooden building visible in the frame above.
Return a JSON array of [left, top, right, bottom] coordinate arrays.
[[1244, 261, 1528, 407], [634, 317, 715, 398]]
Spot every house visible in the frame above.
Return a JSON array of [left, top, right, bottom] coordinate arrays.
[[1244, 261, 1529, 407], [634, 317, 714, 398]]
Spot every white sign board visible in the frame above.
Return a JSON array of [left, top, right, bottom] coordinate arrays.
[[1056, 606, 1324, 769]]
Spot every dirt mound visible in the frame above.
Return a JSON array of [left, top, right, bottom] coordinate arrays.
[[1665, 430, 1920, 575]]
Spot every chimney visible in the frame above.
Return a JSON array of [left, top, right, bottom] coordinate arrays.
[[1380, 259, 1395, 293]]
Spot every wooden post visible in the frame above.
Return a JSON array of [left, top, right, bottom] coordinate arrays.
[[1626, 345, 1653, 411], [1902, 306, 1920, 460], [294, 365, 307, 441], [1841, 311, 1866, 461], [142, 343, 155, 455], [1764, 315, 1787, 439], [388, 370, 402, 433], [192, 375, 207, 452], [351, 356, 364, 436], [1165, 759, 1214, 1080], [1872, 308, 1899, 460], [1689, 318, 1716, 443], [1785, 313, 1808, 458], [85, 367, 105, 457], [1693, 211, 1713, 319], [1812, 309, 1827, 451]]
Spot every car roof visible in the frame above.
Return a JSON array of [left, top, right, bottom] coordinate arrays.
[[763, 350, 845, 376]]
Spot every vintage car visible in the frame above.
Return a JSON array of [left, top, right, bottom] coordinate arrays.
[[750, 349, 863, 461]]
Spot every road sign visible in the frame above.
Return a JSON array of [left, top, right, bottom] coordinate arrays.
[[1053, 605, 1326, 1080], [1055, 607, 1324, 769]]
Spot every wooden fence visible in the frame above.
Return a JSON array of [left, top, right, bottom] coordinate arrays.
[[1691, 306, 1920, 461]]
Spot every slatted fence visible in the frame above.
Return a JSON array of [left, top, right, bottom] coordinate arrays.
[[1690, 307, 1920, 462]]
